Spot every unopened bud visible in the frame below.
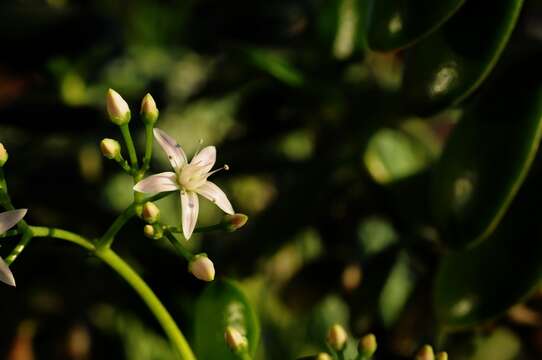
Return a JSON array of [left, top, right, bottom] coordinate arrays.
[[223, 213, 248, 232], [326, 324, 348, 351], [143, 224, 163, 239], [106, 89, 131, 125], [359, 333, 377, 358], [189, 254, 215, 282], [141, 202, 160, 224], [436, 352, 448, 360], [316, 353, 333, 360], [100, 138, 121, 160], [0, 143, 8, 167], [224, 326, 248, 353], [415, 345, 434, 360], [140, 93, 159, 124]]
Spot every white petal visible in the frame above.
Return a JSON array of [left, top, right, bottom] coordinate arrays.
[[153, 128, 187, 171], [0, 257, 15, 287], [196, 181, 234, 215], [0, 209, 27, 234], [181, 191, 199, 240], [133, 172, 179, 193], [191, 146, 216, 172]]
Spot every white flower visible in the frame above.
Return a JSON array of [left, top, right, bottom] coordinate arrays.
[[0, 209, 27, 287], [133, 128, 234, 239]]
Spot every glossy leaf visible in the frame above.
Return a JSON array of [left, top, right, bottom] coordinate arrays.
[[363, 0, 466, 51], [435, 162, 542, 328], [431, 57, 542, 248], [401, 0, 524, 115], [195, 279, 260, 359]]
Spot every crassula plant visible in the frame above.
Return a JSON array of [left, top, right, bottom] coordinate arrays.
[[0, 90, 248, 360]]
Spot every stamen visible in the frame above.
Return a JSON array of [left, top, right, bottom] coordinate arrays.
[[206, 164, 230, 178]]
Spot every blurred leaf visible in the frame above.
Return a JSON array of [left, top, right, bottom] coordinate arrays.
[[469, 327, 521, 360], [401, 0, 524, 115], [431, 56, 542, 248], [244, 48, 304, 87], [363, 0, 466, 51], [364, 127, 434, 185], [357, 216, 398, 259], [378, 252, 416, 328], [195, 279, 260, 359]]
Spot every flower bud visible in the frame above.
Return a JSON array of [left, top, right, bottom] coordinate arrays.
[[436, 352, 448, 360], [223, 213, 248, 232], [188, 254, 215, 282], [326, 324, 348, 352], [0, 143, 8, 167], [415, 345, 434, 360], [140, 93, 159, 125], [100, 138, 121, 160], [143, 224, 163, 239], [106, 89, 131, 125], [358, 333, 377, 358], [224, 326, 248, 353], [141, 202, 160, 224], [316, 353, 332, 360]]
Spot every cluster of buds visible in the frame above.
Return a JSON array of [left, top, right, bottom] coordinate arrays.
[[323, 324, 377, 360], [415, 345, 447, 360]]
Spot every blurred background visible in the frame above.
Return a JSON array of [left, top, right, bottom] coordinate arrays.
[[2, 0, 542, 359]]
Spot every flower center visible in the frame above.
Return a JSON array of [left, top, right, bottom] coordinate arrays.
[[177, 164, 208, 191]]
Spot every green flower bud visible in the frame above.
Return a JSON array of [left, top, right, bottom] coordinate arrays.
[[143, 224, 163, 239], [316, 353, 333, 360], [140, 93, 159, 125], [415, 345, 434, 360], [0, 143, 8, 167], [143, 224, 155, 239], [100, 138, 121, 160], [106, 89, 131, 125], [223, 213, 248, 232], [359, 333, 377, 358], [224, 326, 248, 353], [188, 254, 215, 282], [141, 202, 160, 224], [326, 324, 348, 352]]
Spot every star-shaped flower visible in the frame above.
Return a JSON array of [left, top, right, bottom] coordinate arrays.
[[134, 129, 234, 239], [0, 209, 27, 286]]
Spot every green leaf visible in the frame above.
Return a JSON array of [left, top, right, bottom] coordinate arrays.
[[244, 48, 304, 87], [434, 162, 542, 328], [400, 0, 524, 115], [363, 0, 466, 51], [195, 279, 260, 359], [431, 57, 542, 248]]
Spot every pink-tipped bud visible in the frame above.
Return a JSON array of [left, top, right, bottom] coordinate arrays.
[[0, 143, 8, 167], [359, 333, 377, 358], [224, 326, 248, 353], [106, 89, 130, 125], [140, 93, 159, 125], [189, 254, 215, 282], [224, 213, 248, 232], [326, 324, 348, 351], [416, 345, 435, 360], [141, 202, 160, 224], [100, 138, 121, 160], [436, 352, 448, 360], [143, 224, 163, 239]]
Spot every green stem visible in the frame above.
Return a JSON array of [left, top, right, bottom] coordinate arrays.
[[142, 124, 154, 171], [5, 231, 33, 265], [97, 204, 136, 249], [96, 248, 196, 360], [236, 352, 252, 360], [164, 231, 195, 261], [29, 225, 196, 360], [120, 123, 138, 169]]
